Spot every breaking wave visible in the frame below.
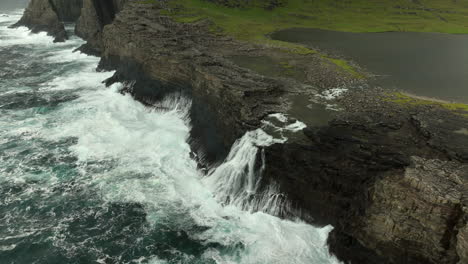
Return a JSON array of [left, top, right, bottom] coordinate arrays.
[[0, 9, 340, 264]]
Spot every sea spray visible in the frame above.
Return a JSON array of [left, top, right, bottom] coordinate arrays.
[[204, 130, 273, 210], [0, 8, 341, 263], [204, 114, 302, 217]]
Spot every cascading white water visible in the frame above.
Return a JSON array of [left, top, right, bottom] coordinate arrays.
[[0, 8, 341, 264], [204, 113, 308, 216], [204, 129, 283, 211]]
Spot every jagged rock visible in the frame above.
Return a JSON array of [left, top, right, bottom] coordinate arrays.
[[358, 157, 468, 263], [12, 0, 83, 42], [457, 210, 468, 264], [20, 0, 468, 262], [75, 0, 129, 53], [93, 2, 468, 263], [98, 2, 294, 156], [50, 0, 83, 22], [262, 92, 468, 263], [12, 0, 68, 42]]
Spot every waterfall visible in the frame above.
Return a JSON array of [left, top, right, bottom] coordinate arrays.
[[0, 9, 340, 262], [204, 126, 291, 216]]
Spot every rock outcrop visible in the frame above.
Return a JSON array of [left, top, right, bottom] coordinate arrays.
[[12, 0, 68, 42], [12, 0, 83, 42], [93, 3, 468, 263], [262, 96, 468, 263], [15, 0, 468, 263], [98, 2, 299, 160], [50, 0, 83, 22], [75, 0, 128, 52]]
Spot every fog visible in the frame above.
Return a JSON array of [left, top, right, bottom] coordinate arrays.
[[0, 0, 29, 11]]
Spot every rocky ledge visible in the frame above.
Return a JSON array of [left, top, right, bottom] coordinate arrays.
[[15, 0, 468, 263], [264, 88, 468, 263]]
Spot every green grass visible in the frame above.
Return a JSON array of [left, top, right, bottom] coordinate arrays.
[[387, 92, 468, 117], [323, 56, 364, 78], [155, 0, 468, 36], [141, 0, 468, 76]]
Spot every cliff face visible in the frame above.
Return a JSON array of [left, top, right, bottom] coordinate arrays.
[[12, 0, 83, 42], [14, 0, 468, 263], [99, 2, 291, 160], [75, 0, 128, 52], [50, 0, 83, 22], [263, 102, 468, 263], [93, 3, 468, 263], [12, 0, 68, 42]]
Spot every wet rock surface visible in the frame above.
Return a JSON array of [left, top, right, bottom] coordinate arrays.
[[75, 0, 128, 53], [262, 89, 468, 263], [50, 0, 83, 22], [100, 2, 297, 150], [14, 0, 468, 263], [96, 4, 468, 262], [12, 0, 69, 42]]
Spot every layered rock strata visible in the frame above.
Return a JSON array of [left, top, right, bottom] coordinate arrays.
[[15, 1, 468, 263], [98, 4, 468, 263], [75, 0, 129, 52]]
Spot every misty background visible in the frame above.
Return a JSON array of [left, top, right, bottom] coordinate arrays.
[[0, 0, 29, 11]]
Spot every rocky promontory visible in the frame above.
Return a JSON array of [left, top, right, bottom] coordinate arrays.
[[11, 0, 82, 42], [14, 0, 468, 263], [75, 0, 128, 53]]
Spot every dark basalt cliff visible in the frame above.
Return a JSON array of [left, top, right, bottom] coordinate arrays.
[[15, 1, 468, 263], [12, 0, 83, 42], [76, 0, 128, 53], [50, 0, 83, 22], [263, 95, 468, 264]]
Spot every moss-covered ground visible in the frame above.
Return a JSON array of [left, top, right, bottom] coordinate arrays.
[[139, 0, 468, 87], [386, 92, 468, 117], [139, 0, 468, 77]]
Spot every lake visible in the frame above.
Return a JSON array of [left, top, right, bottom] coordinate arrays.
[[272, 28, 468, 103]]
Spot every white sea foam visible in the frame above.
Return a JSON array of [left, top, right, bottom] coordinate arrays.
[[269, 113, 288, 123], [0, 26, 55, 46], [43, 62, 113, 92], [45, 85, 339, 263], [316, 88, 348, 100], [0, 10, 22, 24], [45, 45, 93, 63], [0, 15, 84, 48], [262, 113, 307, 136], [204, 129, 281, 210], [0, 13, 341, 263]]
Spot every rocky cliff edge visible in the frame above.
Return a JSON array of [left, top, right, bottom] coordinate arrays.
[[14, 1, 468, 263]]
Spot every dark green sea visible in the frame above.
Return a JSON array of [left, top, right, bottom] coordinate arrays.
[[0, 6, 338, 264]]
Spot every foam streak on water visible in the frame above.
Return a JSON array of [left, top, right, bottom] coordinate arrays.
[[0, 10, 340, 264]]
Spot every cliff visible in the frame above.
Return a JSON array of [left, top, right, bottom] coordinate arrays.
[[94, 3, 468, 263], [95, 2, 468, 263], [76, 0, 128, 53], [12, 0, 68, 42], [14, 0, 468, 263], [12, 0, 83, 42], [263, 93, 468, 263], [50, 0, 83, 22]]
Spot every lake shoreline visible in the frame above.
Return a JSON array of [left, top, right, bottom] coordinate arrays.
[[271, 27, 468, 104], [10, 0, 468, 263]]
